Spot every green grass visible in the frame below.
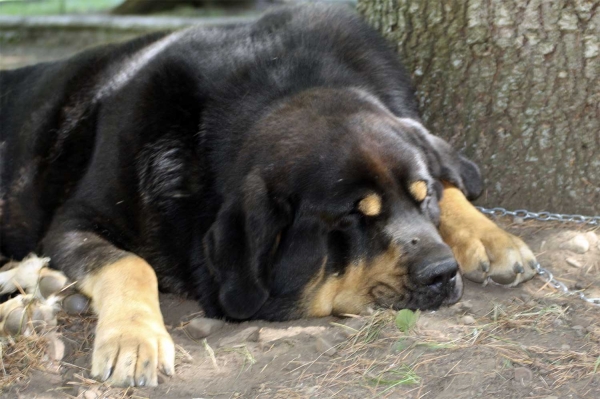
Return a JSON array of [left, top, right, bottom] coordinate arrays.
[[365, 364, 421, 397], [0, 0, 122, 16]]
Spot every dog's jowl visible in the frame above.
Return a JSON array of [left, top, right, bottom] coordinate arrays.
[[0, 4, 537, 387]]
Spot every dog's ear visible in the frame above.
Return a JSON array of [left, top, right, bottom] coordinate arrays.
[[456, 154, 483, 200], [203, 171, 288, 320], [250, 210, 330, 321], [398, 119, 483, 201]]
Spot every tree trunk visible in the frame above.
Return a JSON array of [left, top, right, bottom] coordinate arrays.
[[357, 0, 599, 215]]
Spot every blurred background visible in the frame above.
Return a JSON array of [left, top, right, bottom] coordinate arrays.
[[0, 0, 355, 16], [0, 0, 356, 69]]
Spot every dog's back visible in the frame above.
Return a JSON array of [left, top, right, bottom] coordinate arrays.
[[0, 5, 415, 261]]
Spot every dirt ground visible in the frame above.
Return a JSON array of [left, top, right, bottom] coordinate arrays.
[[1, 30, 599, 399]]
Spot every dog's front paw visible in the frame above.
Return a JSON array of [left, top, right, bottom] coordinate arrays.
[[92, 313, 174, 387], [448, 223, 537, 286], [439, 186, 537, 287]]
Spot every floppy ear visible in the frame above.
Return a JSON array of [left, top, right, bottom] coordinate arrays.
[[396, 118, 483, 201], [251, 212, 329, 321], [203, 171, 288, 320], [456, 154, 483, 201]]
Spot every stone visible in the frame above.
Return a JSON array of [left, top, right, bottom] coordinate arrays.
[[571, 316, 592, 328], [315, 336, 337, 357], [584, 231, 598, 246], [560, 344, 570, 351], [62, 294, 91, 315], [560, 234, 590, 254], [219, 326, 260, 347], [565, 257, 582, 268], [519, 294, 531, 302], [4, 308, 28, 335], [459, 300, 474, 312], [80, 387, 101, 399], [185, 317, 226, 340], [514, 367, 533, 384], [572, 325, 585, 337], [461, 315, 476, 325], [337, 318, 365, 337], [39, 275, 68, 299], [552, 319, 563, 327]]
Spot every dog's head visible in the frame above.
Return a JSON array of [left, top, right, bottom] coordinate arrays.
[[204, 88, 482, 320]]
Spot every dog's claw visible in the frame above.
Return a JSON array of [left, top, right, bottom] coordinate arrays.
[[513, 263, 524, 274], [103, 365, 113, 381], [481, 261, 490, 273]]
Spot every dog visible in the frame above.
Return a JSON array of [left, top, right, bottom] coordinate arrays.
[[0, 4, 537, 387]]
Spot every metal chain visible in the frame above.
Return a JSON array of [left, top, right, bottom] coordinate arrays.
[[476, 206, 600, 307], [475, 206, 600, 226]]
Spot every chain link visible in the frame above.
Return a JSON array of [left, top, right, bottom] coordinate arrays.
[[475, 206, 600, 225], [477, 206, 600, 307]]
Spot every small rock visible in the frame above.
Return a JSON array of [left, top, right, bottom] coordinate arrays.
[[461, 315, 476, 325], [552, 319, 563, 327], [337, 318, 365, 337], [157, 373, 168, 384], [519, 293, 531, 302], [584, 231, 598, 246], [185, 317, 225, 340], [4, 308, 28, 335], [560, 344, 570, 351], [571, 316, 592, 328], [565, 257, 582, 268], [62, 294, 90, 315], [560, 234, 590, 254], [514, 367, 533, 384], [513, 216, 524, 224], [219, 326, 260, 347], [80, 387, 101, 399], [459, 300, 473, 312], [315, 336, 337, 357], [572, 325, 585, 336], [39, 275, 68, 299]]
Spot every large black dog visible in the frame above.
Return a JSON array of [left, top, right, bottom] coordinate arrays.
[[0, 5, 537, 387]]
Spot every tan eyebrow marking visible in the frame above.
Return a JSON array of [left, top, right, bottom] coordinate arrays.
[[409, 181, 428, 202], [358, 193, 382, 216]]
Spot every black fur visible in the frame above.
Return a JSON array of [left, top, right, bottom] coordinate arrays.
[[0, 5, 482, 320]]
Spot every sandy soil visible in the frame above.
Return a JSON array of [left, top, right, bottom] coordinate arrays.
[[1, 32, 599, 399]]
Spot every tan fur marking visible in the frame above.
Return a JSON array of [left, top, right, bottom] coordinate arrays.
[[304, 245, 404, 317], [409, 181, 428, 202], [358, 193, 382, 216], [439, 182, 537, 286], [80, 256, 174, 386], [80, 256, 161, 317]]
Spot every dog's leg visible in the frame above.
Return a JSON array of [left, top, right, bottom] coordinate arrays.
[[78, 256, 174, 387], [41, 231, 174, 387], [438, 183, 537, 286]]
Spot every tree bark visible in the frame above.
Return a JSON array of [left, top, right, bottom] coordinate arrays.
[[357, 0, 599, 215]]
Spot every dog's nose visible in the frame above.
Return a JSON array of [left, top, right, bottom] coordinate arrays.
[[412, 258, 459, 288]]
